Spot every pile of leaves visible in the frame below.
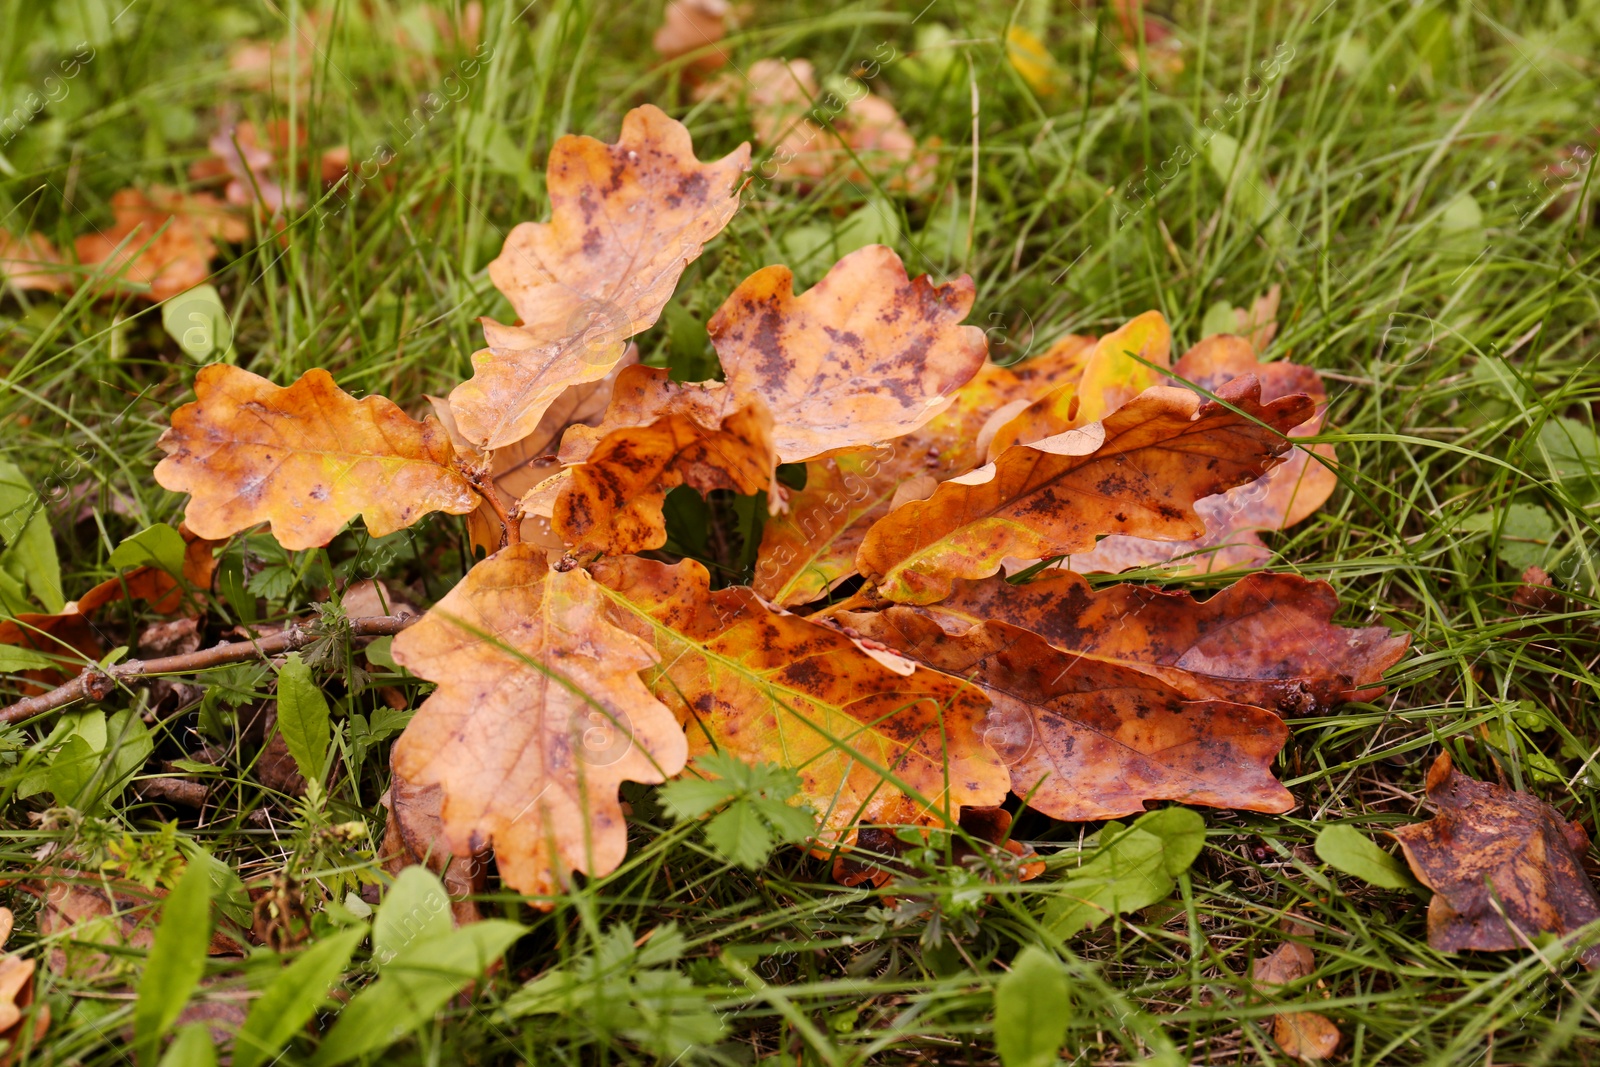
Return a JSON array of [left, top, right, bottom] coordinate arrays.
[[142, 103, 1411, 902]]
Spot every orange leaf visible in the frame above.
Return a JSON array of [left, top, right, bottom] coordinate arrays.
[[1067, 334, 1336, 574], [1251, 920, 1341, 1060], [589, 556, 1006, 842], [389, 545, 686, 899], [910, 570, 1408, 712], [448, 105, 749, 450], [842, 606, 1293, 820], [1392, 753, 1600, 969], [75, 187, 245, 302], [709, 245, 986, 463], [0, 230, 70, 293], [155, 364, 479, 550], [857, 378, 1314, 604], [653, 0, 730, 72], [549, 366, 777, 556]]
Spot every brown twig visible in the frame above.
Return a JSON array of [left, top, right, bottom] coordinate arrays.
[[466, 469, 520, 548], [0, 615, 418, 724]]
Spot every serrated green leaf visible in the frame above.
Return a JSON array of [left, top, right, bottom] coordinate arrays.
[[702, 802, 773, 870]]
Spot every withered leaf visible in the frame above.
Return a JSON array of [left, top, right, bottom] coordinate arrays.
[[156, 364, 479, 550], [985, 310, 1170, 459], [0, 907, 48, 1060], [75, 187, 245, 301], [1067, 334, 1335, 574], [1251, 919, 1340, 1061], [382, 763, 486, 927], [653, 0, 730, 72], [709, 245, 987, 463], [390, 546, 686, 899], [857, 378, 1314, 604], [551, 367, 777, 556], [448, 105, 750, 450], [589, 556, 1007, 843], [842, 607, 1293, 821], [912, 570, 1408, 714], [1392, 753, 1600, 968], [0, 230, 70, 293]]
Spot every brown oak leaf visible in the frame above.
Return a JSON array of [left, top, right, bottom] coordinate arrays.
[[155, 364, 480, 550], [389, 545, 686, 900], [0, 908, 48, 1063], [1067, 334, 1335, 574], [1251, 918, 1340, 1061], [1392, 753, 1600, 968], [75, 187, 246, 301], [842, 607, 1293, 821], [550, 367, 777, 556], [856, 377, 1314, 604], [709, 245, 986, 463], [448, 105, 750, 450], [0, 230, 70, 292], [909, 570, 1408, 714], [381, 764, 486, 927], [589, 556, 1007, 843]]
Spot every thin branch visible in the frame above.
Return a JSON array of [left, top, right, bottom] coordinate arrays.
[[0, 614, 418, 725]]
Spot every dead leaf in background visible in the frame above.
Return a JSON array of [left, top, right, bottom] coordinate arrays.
[[857, 378, 1313, 604], [0, 907, 49, 1061], [390, 546, 686, 899], [1114, 0, 1184, 83], [843, 607, 1293, 820], [914, 570, 1407, 713], [551, 367, 777, 556], [736, 58, 939, 190], [1005, 26, 1062, 96], [189, 121, 301, 214], [74, 187, 246, 302], [590, 555, 1007, 843], [448, 105, 750, 450], [1065, 335, 1335, 575], [1392, 753, 1600, 968], [654, 0, 731, 72], [709, 245, 986, 463], [985, 310, 1170, 458], [0, 231, 70, 292], [1251, 918, 1340, 1061], [75, 523, 221, 617], [155, 364, 480, 550], [382, 765, 485, 926]]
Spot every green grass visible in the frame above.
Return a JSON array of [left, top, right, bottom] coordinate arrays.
[[3, 0, 1600, 1063]]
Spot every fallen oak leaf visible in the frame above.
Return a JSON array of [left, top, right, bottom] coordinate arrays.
[[0, 907, 49, 1062], [708, 245, 986, 463], [841, 607, 1292, 820], [653, 0, 731, 73], [907, 570, 1408, 713], [1066, 334, 1335, 575], [857, 378, 1314, 604], [0, 230, 71, 292], [1251, 918, 1341, 1061], [381, 764, 486, 927], [75, 187, 246, 302], [448, 105, 750, 451], [1391, 753, 1600, 968], [588, 555, 1007, 844], [389, 545, 686, 900], [155, 364, 480, 550], [549, 367, 777, 556]]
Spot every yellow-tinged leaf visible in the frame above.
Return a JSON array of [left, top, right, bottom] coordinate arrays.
[[589, 556, 1007, 841], [448, 105, 750, 450], [1006, 26, 1061, 95], [155, 364, 479, 550], [551, 366, 777, 556], [986, 310, 1171, 458], [709, 245, 987, 463], [856, 378, 1314, 604], [390, 545, 686, 900]]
